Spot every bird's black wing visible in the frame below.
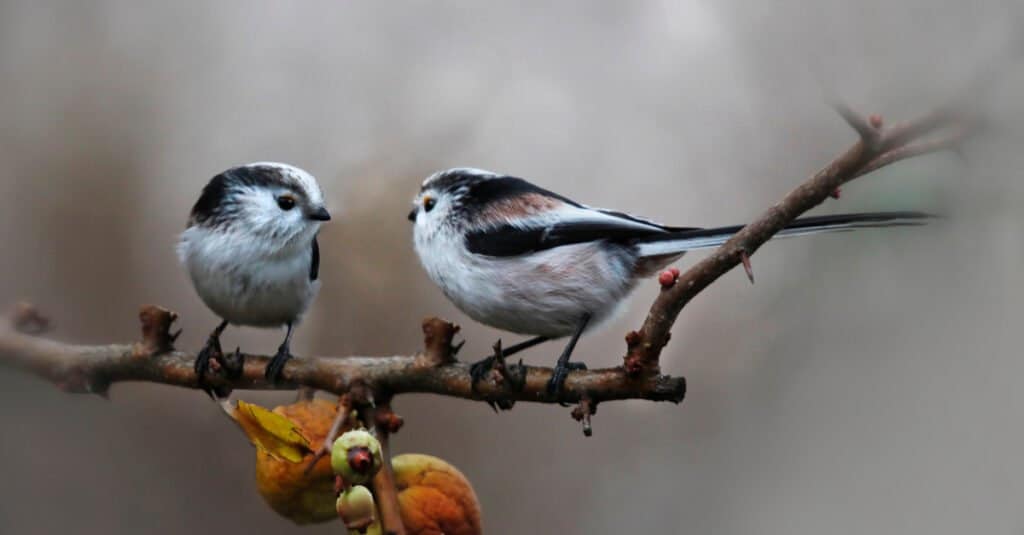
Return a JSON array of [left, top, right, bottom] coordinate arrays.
[[465, 209, 696, 257], [310, 235, 320, 281]]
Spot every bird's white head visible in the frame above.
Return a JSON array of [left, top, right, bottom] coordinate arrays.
[[408, 167, 502, 241], [188, 162, 331, 253]]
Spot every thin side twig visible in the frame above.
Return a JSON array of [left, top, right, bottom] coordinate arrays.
[[855, 127, 970, 178], [623, 104, 973, 374], [304, 393, 353, 475], [371, 402, 406, 535], [571, 395, 597, 437]]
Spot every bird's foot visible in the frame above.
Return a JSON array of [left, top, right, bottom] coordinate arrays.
[[222, 347, 245, 380], [469, 340, 527, 411], [470, 354, 509, 411], [264, 346, 293, 384], [195, 335, 224, 399], [468, 354, 496, 387], [546, 361, 587, 399]]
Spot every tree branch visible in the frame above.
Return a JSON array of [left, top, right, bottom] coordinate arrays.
[[623, 104, 973, 375], [0, 305, 686, 405]]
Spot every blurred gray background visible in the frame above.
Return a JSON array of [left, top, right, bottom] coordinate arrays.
[[1, 1, 1022, 533]]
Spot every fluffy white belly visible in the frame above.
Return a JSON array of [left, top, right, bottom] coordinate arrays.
[[420, 239, 637, 338], [180, 229, 318, 327]]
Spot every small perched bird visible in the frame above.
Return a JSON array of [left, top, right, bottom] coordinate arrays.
[[409, 168, 930, 394], [178, 162, 331, 389]]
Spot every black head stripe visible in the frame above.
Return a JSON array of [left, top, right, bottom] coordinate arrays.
[[424, 169, 577, 201], [190, 171, 232, 225], [228, 165, 302, 191], [421, 169, 491, 193], [190, 165, 305, 226], [424, 170, 582, 222]]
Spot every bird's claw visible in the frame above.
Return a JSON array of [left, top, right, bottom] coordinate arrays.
[[264, 347, 293, 384], [468, 355, 496, 388], [485, 398, 516, 412], [546, 361, 587, 400], [195, 336, 223, 399], [223, 346, 245, 380], [470, 343, 521, 411]]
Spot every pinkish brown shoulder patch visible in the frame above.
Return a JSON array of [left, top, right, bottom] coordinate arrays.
[[479, 193, 563, 225]]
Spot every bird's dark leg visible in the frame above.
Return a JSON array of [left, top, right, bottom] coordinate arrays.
[[195, 319, 228, 399], [469, 335, 549, 385], [265, 322, 295, 383], [546, 314, 591, 397]]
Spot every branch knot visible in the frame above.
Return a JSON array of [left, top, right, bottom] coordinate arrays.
[[135, 305, 180, 356], [417, 317, 460, 367], [623, 330, 665, 376]]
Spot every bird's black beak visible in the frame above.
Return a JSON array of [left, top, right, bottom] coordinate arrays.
[[407, 208, 417, 222], [308, 206, 332, 221]]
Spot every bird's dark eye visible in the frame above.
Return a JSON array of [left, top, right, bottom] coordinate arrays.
[[276, 195, 296, 211], [423, 197, 436, 212]]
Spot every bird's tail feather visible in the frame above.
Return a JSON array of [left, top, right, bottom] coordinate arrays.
[[635, 211, 933, 258]]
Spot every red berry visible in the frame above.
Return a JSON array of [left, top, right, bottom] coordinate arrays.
[[347, 447, 373, 473]]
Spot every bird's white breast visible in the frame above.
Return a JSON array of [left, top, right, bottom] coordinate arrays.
[[179, 226, 319, 327]]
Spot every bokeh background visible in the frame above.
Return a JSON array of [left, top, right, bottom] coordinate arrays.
[[1, 1, 1022, 533]]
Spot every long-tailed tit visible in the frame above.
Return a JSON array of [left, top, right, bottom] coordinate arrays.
[[409, 168, 930, 394], [178, 162, 331, 391]]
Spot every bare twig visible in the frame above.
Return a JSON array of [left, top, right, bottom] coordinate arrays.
[[371, 402, 406, 535], [832, 101, 883, 150], [623, 104, 973, 375], [739, 250, 755, 284], [304, 393, 353, 475], [856, 126, 971, 178], [571, 396, 597, 437]]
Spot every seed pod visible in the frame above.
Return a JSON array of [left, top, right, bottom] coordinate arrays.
[[336, 484, 376, 532], [331, 429, 383, 485]]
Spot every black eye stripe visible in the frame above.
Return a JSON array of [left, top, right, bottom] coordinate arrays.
[[190, 165, 310, 226]]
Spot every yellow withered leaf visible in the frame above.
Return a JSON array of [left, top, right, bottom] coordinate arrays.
[[232, 399, 311, 463]]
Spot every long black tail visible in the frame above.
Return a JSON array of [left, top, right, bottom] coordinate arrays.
[[635, 211, 933, 258]]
